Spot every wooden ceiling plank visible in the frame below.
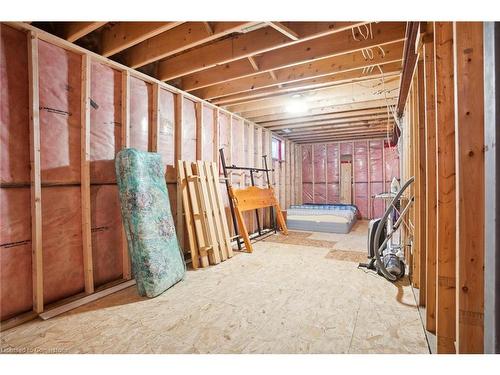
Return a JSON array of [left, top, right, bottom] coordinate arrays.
[[285, 122, 391, 137], [122, 21, 256, 69], [248, 56, 260, 71], [179, 22, 405, 92], [212, 61, 402, 106], [268, 114, 392, 131], [296, 133, 390, 143], [236, 80, 399, 118], [158, 22, 364, 81], [101, 22, 183, 57], [61, 22, 107, 42], [267, 22, 299, 40], [191, 41, 404, 100], [262, 107, 389, 127], [250, 98, 396, 123], [227, 74, 400, 114]]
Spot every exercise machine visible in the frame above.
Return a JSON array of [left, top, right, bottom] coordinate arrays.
[[359, 176, 415, 282]]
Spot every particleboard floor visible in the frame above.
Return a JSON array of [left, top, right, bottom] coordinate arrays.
[[0, 221, 429, 354]]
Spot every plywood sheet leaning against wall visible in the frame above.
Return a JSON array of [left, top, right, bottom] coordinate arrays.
[[177, 160, 233, 268]]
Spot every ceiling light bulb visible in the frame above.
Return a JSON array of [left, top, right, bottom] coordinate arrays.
[[286, 101, 308, 114]]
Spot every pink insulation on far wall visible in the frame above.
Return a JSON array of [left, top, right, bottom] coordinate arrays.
[[301, 139, 400, 219], [326, 143, 340, 203], [301, 144, 313, 204], [313, 144, 327, 203]]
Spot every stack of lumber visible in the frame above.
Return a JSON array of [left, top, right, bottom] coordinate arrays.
[[177, 161, 234, 268]]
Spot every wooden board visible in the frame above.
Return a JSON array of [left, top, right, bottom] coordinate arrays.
[[434, 21, 456, 354], [454, 22, 484, 354], [340, 162, 352, 204], [230, 185, 288, 252]]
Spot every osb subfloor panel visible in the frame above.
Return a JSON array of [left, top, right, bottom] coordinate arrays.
[[0, 221, 429, 354]]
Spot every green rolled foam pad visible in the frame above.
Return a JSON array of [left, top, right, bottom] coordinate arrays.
[[115, 148, 186, 297]]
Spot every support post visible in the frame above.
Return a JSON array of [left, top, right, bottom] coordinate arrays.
[[434, 21, 457, 354], [454, 21, 485, 354], [27, 31, 43, 313], [121, 70, 131, 280], [81, 54, 94, 293]]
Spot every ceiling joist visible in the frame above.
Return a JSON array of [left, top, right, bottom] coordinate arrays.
[[121, 21, 257, 69], [101, 22, 183, 57], [178, 22, 405, 92], [158, 22, 364, 81]]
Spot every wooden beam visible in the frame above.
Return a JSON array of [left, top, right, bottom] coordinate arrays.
[[396, 22, 420, 116], [158, 22, 364, 81], [240, 91, 399, 121], [192, 48, 402, 100], [434, 21, 456, 354], [39, 280, 135, 320], [265, 110, 393, 131], [423, 23, 437, 334], [248, 56, 259, 72], [263, 107, 389, 128], [81, 54, 94, 294], [212, 61, 402, 106], [454, 21, 484, 354], [272, 116, 392, 133], [101, 22, 183, 57], [175, 94, 185, 250], [150, 83, 160, 152], [120, 70, 131, 280], [286, 126, 391, 140], [267, 22, 299, 41], [122, 22, 255, 69], [179, 22, 406, 92], [226, 74, 401, 114], [195, 102, 203, 160], [203, 22, 214, 36], [417, 58, 427, 306], [250, 98, 397, 123], [296, 133, 390, 144], [27, 31, 43, 313], [60, 22, 106, 42]]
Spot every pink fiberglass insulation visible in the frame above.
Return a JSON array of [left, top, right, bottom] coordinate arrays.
[[129, 77, 151, 151], [0, 25, 33, 320], [0, 25, 30, 185], [301, 144, 313, 182], [301, 144, 313, 204], [231, 117, 244, 187], [38, 40, 86, 305], [42, 187, 84, 305], [354, 141, 369, 218], [39, 40, 82, 184], [202, 105, 214, 161], [182, 97, 197, 161], [90, 185, 123, 287], [313, 144, 327, 203], [0, 188, 32, 320], [384, 142, 400, 189], [340, 142, 353, 157], [158, 88, 175, 183], [369, 140, 385, 218], [90, 61, 122, 184], [326, 143, 340, 203]]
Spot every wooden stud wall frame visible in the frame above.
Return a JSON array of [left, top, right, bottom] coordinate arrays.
[[0, 22, 301, 328]]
